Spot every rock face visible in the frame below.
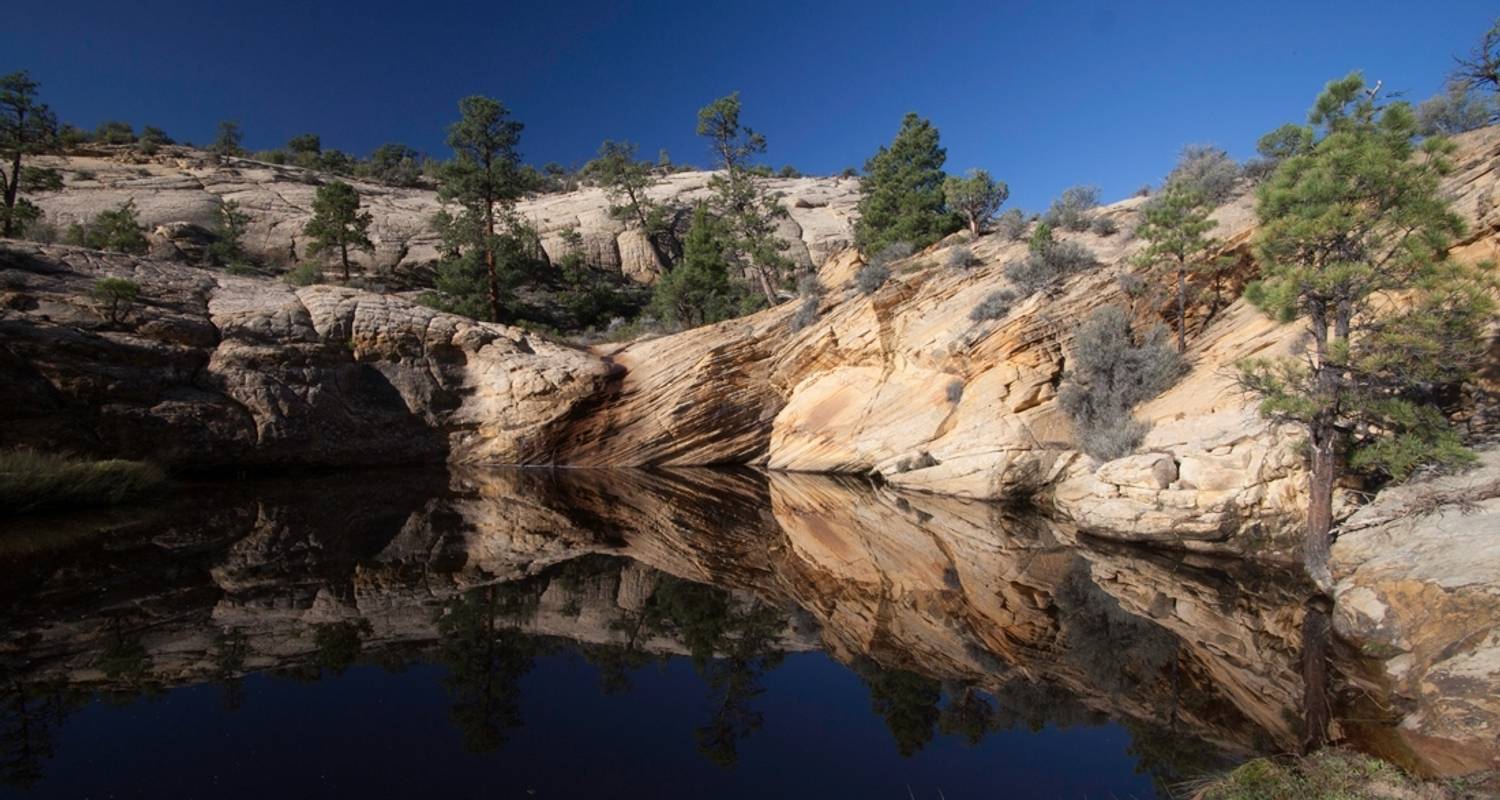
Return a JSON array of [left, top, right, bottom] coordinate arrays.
[[24, 146, 860, 283], [0, 242, 611, 467], [1332, 447, 1500, 776], [9, 126, 1499, 531]]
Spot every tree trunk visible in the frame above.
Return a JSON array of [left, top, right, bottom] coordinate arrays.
[[1304, 300, 1338, 591], [1176, 267, 1187, 353], [339, 241, 350, 281], [968, 214, 979, 237], [1305, 425, 1336, 591], [755, 266, 778, 306], [2, 150, 21, 238], [484, 198, 502, 324], [1300, 594, 1333, 752], [627, 187, 672, 273]]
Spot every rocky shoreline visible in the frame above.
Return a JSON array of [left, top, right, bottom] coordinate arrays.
[[2, 128, 1499, 780]]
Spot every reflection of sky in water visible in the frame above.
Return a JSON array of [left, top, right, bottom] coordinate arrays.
[[20, 652, 1158, 800]]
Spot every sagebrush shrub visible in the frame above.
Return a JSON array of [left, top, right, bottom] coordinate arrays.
[[1058, 306, 1184, 460], [970, 289, 1017, 322], [1042, 185, 1099, 232], [790, 273, 823, 331], [856, 241, 913, 295], [946, 245, 978, 269], [1164, 144, 1241, 205], [994, 209, 1028, 241], [1004, 240, 1096, 295]]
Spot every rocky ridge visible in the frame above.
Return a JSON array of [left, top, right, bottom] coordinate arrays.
[[23, 145, 860, 283]]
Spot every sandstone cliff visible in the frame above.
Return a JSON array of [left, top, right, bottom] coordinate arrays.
[[6, 127, 1498, 533], [23, 145, 860, 283]]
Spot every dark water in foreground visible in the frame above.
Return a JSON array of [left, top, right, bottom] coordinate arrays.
[[0, 467, 1317, 799]]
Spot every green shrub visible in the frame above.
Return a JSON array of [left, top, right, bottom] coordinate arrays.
[[92, 277, 141, 325], [94, 120, 136, 145], [1090, 215, 1118, 236], [64, 200, 149, 254], [1197, 750, 1425, 800], [283, 263, 324, 286], [0, 449, 167, 514], [1058, 306, 1184, 460]]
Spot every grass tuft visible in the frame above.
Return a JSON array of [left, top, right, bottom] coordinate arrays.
[[0, 449, 167, 515]]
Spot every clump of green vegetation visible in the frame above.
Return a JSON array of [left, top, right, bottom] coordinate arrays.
[[1003, 221, 1096, 294], [855, 112, 962, 254], [0, 449, 167, 514], [943, 168, 1008, 236], [91, 277, 141, 325], [64, 200, 149, 254], [283, 262, 324, 287], [1195, 750, 1439, 800]]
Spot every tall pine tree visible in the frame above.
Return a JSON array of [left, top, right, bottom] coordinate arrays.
[[304, 181, 374, 281], [855, 113, 960, 254], [1239, 72, 1496, 589], [437, 96, 527, 323]]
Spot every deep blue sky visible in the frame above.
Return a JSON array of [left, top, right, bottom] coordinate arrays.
[[6, 0, 1495, 209]]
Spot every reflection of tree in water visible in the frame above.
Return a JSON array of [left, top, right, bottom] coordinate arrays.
[[1124, 719, 1237, 793], [313, 620, 373, 676], [855, 660, 942, 757], [1053, 563, 1180, 698], [642, 576, 788, 768], [212, 628, 250, 711], [436, 582, 543, 753], [94, 622, 161, 705], [0, 680, 86, 790]]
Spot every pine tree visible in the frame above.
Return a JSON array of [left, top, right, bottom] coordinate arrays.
[[437, 96, 527, 322], [650, 204, 749, 328], [207, 199, 252, 268], [855, 113, 960, 254], [211, 121, 243, 162], [943, 169, 1008, 236], [1133, 184, 1224, 352], [1239, 72, 1497, 589], [588, 139, 677, 269], [696, 92, 790, 305], [0, 71, 58, 238], [303, 181, 374, 280]]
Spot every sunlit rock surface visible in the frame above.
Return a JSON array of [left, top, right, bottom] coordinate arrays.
[[0, 243, 612, 466], [1333, 447, 1500, 776], [23, 146, 859, 283]]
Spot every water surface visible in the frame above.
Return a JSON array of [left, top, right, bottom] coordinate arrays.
[[1, 467, 1314, 798]]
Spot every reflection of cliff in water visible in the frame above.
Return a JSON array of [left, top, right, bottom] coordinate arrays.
[[1, 467, 1319, 788]]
